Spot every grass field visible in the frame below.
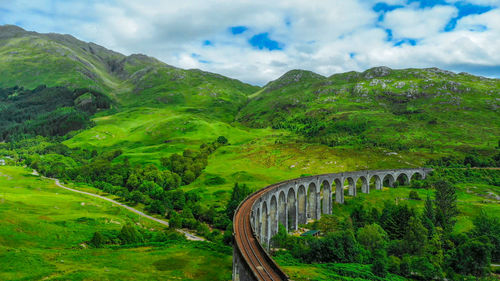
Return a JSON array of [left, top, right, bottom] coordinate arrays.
[[275, 253, 405, 281], [0, 166, 232, 281]]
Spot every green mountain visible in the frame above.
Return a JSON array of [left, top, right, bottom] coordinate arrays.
[[238, 66, 500, 153], [0, 25, 258, 121]]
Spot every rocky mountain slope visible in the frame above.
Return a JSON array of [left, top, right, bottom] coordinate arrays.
[[238, 66, 500, 153]]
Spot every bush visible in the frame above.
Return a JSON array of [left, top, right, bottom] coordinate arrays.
[[90, 231, 105, 248], [217, 136, 228, 145], [409, 190, 420, 200], [204, 174, 226, 185], [118, 224, 144, 245]]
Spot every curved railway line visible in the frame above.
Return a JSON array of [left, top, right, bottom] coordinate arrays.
[[233, 181, 291, 281]]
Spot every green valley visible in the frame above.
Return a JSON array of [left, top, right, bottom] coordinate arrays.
[[0, 24, 499, 281]]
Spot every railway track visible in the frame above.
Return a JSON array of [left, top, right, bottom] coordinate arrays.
[[233, 182, 289, 281]]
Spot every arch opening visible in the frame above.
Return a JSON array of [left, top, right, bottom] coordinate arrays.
[[269, 196, 278, 239], [307, 183, 317, 220], [278, 191, 287, 229], [345, 177, 355, 196], [261, 202, 268, 246], [396, 173, 409, 186], [354, 177, 363, 196], [335, 178, 344, 203], [383, 174, 395, 188], [411, 172, 423, 182], [297, 185, 307, 225], [287, 188, 297, 231], [369, 175, 382, 190], [320, 180, 331, 215], [256, 207, 261, 240]]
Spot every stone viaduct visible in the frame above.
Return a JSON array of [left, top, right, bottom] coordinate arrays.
[[233, 168, 432, 281]]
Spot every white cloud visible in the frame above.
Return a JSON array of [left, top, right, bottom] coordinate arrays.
[[0, 0, 499, 85], [382, 5, 458, 39]]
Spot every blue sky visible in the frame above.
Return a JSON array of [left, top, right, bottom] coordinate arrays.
[[0, 0, 499, 85]]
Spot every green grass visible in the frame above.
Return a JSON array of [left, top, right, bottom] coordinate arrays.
[[0, 166, 231, 281], [274, 252, 405, 281]]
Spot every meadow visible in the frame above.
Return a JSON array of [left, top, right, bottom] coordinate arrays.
[[0, 166, 232, 281]]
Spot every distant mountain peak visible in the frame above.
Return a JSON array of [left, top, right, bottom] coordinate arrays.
[[0, 24, 28, 39], [264, 69, 325, 93], [362, 66, 392, 79]]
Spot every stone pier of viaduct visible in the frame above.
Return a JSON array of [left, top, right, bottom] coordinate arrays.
[[233, 168, 432, 281]]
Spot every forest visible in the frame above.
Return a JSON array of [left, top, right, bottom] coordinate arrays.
[[0, 86, 111, 141]]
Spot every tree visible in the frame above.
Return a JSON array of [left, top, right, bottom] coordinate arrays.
[[472, 210, 500, 261], [422, 193, 435, 237], [217, 136, 228, 145], [403, 216, 427, 255], [118, 224, 144, 244], [316, 215, 339, 234], [433, 180, 458, 232], [271, 224, 289, 248], [425, 231, 444, 268], [357, 223, 388, 254], [146, 200, 166, 215], [169, 212, 182, 229], [226, 183, 251, 219], [371, 249, 388, 277], [182, 170, 196, 184], [128, 190, 143, 204], [380, 201, 414, 239], [452, 238, 492, 277], [90, 231, 105, 248], [388, 255, 401, 274], [411, 256, 440, 280]]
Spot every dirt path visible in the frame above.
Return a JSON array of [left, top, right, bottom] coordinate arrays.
[[33, 170, 204, 241]]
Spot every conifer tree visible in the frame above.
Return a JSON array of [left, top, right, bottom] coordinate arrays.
[[433, 180, 458, 232]]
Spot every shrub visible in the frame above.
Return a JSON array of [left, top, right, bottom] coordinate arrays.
[[409, 190, 420, 200], [217, 136, 228, 145], [90, 231, 105, 248], [118, 224, 144, 245]]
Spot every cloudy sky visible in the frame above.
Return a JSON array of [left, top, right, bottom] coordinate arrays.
[[1, 0, 499, 85]]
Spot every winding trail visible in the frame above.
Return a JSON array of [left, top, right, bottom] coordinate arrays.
[[32, 170, 204, 241]]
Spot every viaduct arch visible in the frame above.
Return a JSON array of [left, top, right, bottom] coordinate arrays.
[[232, 168, 432, 281]]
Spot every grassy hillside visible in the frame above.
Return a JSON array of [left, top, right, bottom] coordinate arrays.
[[238, 67, 500, 153], [0, 25, 258, 119], [0, 166, 232, 281]]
